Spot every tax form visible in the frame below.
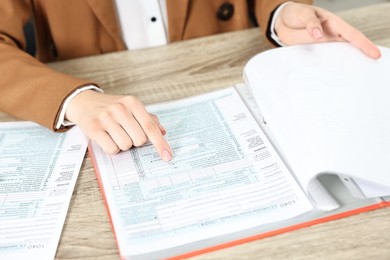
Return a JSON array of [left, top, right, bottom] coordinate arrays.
[[90, 87, 314, 258], [0, 122, 87, 260]]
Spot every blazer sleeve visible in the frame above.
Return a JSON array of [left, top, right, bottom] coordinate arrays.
[[255, 0, 313, 45], [0, 1, 95, 131]]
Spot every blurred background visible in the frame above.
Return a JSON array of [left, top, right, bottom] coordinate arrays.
[[314, 0, 389, 11], [23, 0, 389, 56]]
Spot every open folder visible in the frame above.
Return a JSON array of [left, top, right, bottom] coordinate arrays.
[[244, 42, 390, 201], [88, 42, 390, 260]]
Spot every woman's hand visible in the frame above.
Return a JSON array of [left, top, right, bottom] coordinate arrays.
[[66, 90, 173, 161], [274, 2, 381, 59]]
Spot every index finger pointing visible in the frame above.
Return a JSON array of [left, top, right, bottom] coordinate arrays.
[[130, 101, 173, 161], [141, 116, 173, 161]]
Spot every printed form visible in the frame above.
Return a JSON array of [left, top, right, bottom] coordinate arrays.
[[0, 122, 87, 260], [91, 87, 314, 256]]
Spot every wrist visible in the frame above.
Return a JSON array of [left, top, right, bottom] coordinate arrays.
[[270, 2, 292, 47], [65, 89, 101, 123]]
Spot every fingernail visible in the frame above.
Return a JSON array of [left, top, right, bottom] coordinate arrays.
[[162, 149, 172, 161], [313, 28, 322, 39]]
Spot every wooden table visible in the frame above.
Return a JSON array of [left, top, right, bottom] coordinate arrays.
[[2, 3, 390, 260]]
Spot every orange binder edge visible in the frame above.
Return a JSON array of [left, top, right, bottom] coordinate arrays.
[[88, 145, 388, 260], [382, 200, 390, 206], [168, 201, 387, 260], [88, 144, 126, 260]]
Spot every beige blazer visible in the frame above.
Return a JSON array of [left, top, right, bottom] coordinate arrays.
[[0, 0, 311, 130]]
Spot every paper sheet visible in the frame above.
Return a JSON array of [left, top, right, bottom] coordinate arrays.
[[244, 42, 390, 201], [0, 122, 87, 260], [90, 87, 313, 258]]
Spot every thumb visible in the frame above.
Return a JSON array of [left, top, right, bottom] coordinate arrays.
[[300, 8, 324, 40]]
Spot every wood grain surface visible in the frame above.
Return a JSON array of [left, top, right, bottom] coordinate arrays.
[[1, 3, 390, 260]]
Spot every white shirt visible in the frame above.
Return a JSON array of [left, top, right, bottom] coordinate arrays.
[[56, 0, 285, 129], [114, 0, 168, 50]]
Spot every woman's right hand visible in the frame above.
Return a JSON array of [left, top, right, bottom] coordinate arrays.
[[65, 90, 173, 161]]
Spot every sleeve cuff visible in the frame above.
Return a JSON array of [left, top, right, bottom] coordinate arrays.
[[268, 2, 291, 47], [55, 85, 103, 129]]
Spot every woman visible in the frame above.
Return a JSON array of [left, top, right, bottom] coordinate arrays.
[[0, 0, 380, 161]]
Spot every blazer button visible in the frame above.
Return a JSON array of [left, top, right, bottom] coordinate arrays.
[[217, 3, 234, 21]]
